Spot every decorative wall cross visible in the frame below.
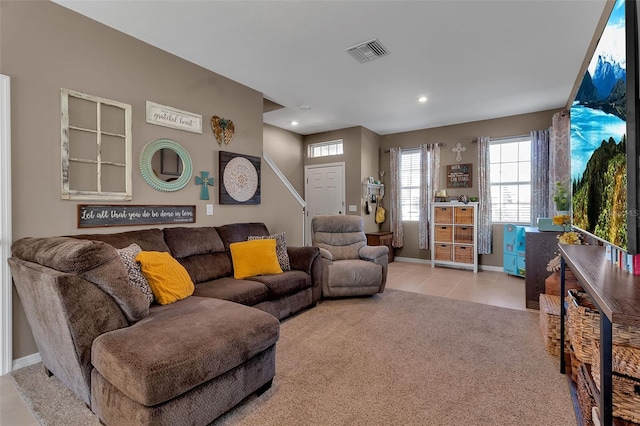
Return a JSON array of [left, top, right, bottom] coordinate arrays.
[[452, 142, 466, 163], [195, 171, 214, 200]]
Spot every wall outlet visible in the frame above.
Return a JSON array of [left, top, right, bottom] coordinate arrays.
[[348, 205, 357, 212], [206, 204, 214, 216]]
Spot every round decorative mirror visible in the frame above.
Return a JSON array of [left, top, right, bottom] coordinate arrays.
[[139, 138, 193, 191]]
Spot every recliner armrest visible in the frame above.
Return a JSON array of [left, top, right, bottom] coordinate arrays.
[[359, 245, 389, 261], [318, 247, 333, 261]]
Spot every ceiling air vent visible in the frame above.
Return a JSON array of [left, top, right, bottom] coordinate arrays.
[[345, 38, 389, 63]]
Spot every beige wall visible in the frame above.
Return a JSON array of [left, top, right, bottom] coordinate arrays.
[[379, 109, 559, 266], [263, 124, 304, 196], [304, 127, 363, 217], [360, 128, 383, 233], [303, 126, 383, 233], [1, 1, 305, 359]]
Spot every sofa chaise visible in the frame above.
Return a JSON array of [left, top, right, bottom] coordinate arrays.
[[9, 222, 321, 425]]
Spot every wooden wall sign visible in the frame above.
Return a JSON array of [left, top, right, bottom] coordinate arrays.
[[446, 163, 472, 188], [78, 205, 196, 228], [145, 101, 202, 134]]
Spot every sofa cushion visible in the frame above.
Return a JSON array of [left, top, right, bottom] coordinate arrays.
[[74, 228, 171, 252], [327, 259, 382, 288], [248, 232, 291, 271], [248, 270, 311, 299], [192, 277, 268, 306], [163, 227, 232, 283], [175, 252, 232, 284], [136, 251, 194, 305], [230, 239, 283, 279], [91, 296, 279, 406], [11, 237, 149, 322], [116, 243, 154, 305], [163, 227, 225, 258], [216, 222, 270, 251]]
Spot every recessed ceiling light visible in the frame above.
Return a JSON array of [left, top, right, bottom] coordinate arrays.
[[299, 105, 311, 110], [290, 121, 299, 126], [418, 96, 428, 103]]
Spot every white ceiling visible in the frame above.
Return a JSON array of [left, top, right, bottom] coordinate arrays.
[[53, 0, 608, 136]]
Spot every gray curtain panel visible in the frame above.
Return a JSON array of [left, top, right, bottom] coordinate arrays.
[[418, 144, 440, 250], [549, 110, 571, 214], [390, 147, 404, 248], [531, 129, 550, 226], [477, 136, 492, 254]]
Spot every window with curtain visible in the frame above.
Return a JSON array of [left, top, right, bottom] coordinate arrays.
[[400, 150, 420, 221], [490, 136, 531, 223]]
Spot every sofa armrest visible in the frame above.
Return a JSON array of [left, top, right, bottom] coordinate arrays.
[[359, 245, 389, 262], [287, 246, 322, 303], [287, 246, 320, 274]]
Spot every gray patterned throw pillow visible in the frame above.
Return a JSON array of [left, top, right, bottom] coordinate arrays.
[[248, 232, 291, 271], [116, 243, 154, 305]]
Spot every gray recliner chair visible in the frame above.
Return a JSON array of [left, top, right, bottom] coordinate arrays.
[[311, 215, 388, 297]]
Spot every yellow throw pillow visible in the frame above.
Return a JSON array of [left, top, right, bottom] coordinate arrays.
[[230, 239, 283, 280], [135, 251, 194, 305]]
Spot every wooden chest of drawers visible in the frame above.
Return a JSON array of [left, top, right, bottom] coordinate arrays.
[[366, 231, 394, 263]]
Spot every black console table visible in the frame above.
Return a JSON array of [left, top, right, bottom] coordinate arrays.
[[559, 244, 640, 426]]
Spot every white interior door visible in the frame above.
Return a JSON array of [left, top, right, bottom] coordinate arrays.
[[304, 163, 345, 245]]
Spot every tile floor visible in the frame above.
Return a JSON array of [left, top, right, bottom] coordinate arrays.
[[0, 260, 528, 425], [386, 260, 528, 311]]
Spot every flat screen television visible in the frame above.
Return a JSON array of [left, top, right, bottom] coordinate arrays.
[[570, 0, 640, 254]]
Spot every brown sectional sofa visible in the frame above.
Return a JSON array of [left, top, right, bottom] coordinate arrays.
[[9, 222, 321, 425]]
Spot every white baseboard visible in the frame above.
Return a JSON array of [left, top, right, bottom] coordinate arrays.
[[393, 256, 430, 264], [393, 257, 504, 273], [479, 265, 504, 273], [12, 352, 41, 371]]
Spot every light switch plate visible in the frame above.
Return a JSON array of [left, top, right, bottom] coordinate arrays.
[[206, 204, 214, 215], [348, 205, 357, 212]]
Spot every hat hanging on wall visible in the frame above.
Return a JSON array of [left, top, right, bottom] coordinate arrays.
[[211, 116, 235, 146]]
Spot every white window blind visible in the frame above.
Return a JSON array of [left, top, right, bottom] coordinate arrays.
[[401, 150, 420, 221], [489, 136, 531, 223]]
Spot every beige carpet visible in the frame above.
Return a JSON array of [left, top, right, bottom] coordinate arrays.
[[11, 289, 576, 425]]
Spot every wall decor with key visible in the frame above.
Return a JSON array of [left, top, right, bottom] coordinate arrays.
[[219, 151, 261, 205]]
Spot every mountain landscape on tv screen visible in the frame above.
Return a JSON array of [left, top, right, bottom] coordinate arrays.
[[571, 0, 627, 250]]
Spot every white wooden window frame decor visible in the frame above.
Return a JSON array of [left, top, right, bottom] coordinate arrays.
[[146, 101, 203, 134], [61, 89, 132, 201]]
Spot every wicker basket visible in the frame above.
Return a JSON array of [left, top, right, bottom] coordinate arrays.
[[454, 206, 473, 224], [566, 290, 640, 364], [569, 345, 580, 384], [454, 245, 473, 264], [434, 206, 452, 223], [538, 294, 570, 357], [434, 244, 452, 261], [435, 226, 453, 242], [454, 226, 473, 244], [592, 341, 640, 423], [576, 363, 596, 426]]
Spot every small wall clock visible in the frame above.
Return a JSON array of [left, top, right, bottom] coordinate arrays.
[[219, 151, 261, 204]]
